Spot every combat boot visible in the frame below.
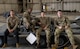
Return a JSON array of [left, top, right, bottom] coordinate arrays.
[[16, 43, 19, 48], [64, 47, 68, 49], [2, 43, 7, 48], [36, 43, 39, 48], [51, 44, 58, 49]]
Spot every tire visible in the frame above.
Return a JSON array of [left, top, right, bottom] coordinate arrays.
[[39, 35, 47, 48], [50, 34, 71, 48], [34, 35, 71, 48], [76, 18, 80, 26], [58, 35, 71, 48], [0, 36, 4, 47]]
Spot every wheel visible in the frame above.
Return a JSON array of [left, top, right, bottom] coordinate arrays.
[[39, 35, 47, 48], [33, 35, 47, 48], [76, 18, 80, 26], [50, 34, 71, 48], [58, 35, 71, 48], [0, 36, 4, 47]]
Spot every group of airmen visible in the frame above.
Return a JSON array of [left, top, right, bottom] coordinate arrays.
[[2, 8, 78, 49]]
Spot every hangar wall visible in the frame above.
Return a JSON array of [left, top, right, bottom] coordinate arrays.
[[41, 0, 80, 12], [0, 0, 80, 14], [0, 0, 18, 14]]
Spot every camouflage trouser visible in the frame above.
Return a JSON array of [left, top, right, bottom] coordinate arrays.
[[36, 28, 50, 46], [54, 27, 75, 46], [23, 18, 30, 29], [23, 18, 36, 32]]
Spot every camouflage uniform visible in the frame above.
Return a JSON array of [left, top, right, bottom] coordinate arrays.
[[3, 16, 19, 47], [36, 17, 51, 47], [54, 16, 75, 47], [7, 16, 19, 31], [23, 11, 36, 32], [23, 11, 32, 28]]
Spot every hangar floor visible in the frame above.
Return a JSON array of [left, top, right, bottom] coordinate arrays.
[[0, 12, 80, 49]]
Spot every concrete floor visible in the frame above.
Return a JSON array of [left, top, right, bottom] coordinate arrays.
[[0, 13, 80, 49]]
